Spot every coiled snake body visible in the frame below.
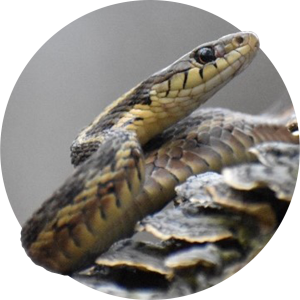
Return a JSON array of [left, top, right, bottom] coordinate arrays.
[[21, 32, 297, 274]]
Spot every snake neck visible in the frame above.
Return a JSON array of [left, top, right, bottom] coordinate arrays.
[[72, 32, 259, 164], [71, 32, 259, 165]]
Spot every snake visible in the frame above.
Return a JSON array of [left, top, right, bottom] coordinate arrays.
[[21, 32, 298, 275]]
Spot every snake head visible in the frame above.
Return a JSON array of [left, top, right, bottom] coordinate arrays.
[[148, 32, 260, 122], [171, 31, 260, 77], [190, 31, 260, 75]]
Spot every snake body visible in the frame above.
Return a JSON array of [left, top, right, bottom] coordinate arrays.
[[21, 32, 297, 274]]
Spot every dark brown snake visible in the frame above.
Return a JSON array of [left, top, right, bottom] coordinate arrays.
[[21, 32, 298, 274]]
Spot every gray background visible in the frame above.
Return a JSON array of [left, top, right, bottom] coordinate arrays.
[[1, 1, 291, 226]]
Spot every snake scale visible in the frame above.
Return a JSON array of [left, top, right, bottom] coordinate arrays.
[[21, 32, 298, 274]]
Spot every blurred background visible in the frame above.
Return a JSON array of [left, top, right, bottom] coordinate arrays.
[[1, 1, 291, 225]]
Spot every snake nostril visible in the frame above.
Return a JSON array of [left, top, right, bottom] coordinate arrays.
[[234, 36, 244, 45]]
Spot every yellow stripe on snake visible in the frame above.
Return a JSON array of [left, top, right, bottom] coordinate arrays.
[[21, 32, 298, 274]]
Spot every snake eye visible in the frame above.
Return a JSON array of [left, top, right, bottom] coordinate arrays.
[[196, 47, 216, 64]]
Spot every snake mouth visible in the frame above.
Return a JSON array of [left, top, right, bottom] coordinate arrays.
[[216, 31, 260, 77], [247, 31, 260, 51], [190, 31, 260, 65], [221, 31, 260, 53]]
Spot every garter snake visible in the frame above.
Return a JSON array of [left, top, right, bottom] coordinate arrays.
[[21, 32, 298, 274]]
